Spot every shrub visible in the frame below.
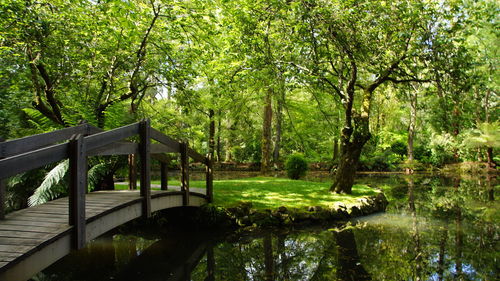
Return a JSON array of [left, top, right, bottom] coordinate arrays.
[[285, 154, 308, 180], [390, 141, 407, 157]]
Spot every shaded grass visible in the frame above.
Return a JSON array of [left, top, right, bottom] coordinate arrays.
[[116, 177, 378, 209]]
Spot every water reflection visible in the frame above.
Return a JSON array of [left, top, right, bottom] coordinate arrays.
[[34, 174, 498, 281]]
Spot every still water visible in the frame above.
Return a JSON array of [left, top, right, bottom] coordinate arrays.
[[34, 173, 498, 281]]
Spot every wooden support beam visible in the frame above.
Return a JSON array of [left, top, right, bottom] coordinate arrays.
[[128, 154, 137, 190], [85, 122, 140, 151], [87, 142, 138, 156], [0, 143, 68, 180], [68, 134, 86, 250], [150, 128, 180, 152], [180, 143, 189, 206], [0, 124, 89, 158], [139, 120, 151, 218], [206, 154, 213, 203], [187, 147, 206, 163], [160, 162, 168, 191], [151, 153, 169, 163], [0, 180, 4, 220], [0, 137, 4, 220]]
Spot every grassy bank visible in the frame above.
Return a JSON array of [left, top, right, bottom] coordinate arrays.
[[117, 177, 379, 210]]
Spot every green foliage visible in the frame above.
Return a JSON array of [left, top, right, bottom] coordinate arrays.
[[462, 122, 500, 149], [6, 169, 46, 212], [359, 150, 402, 171], [28, 160, 69, 206], [359, 133, 408, 171], [390, 141, 407, 158], [285, 154, 308, 180], [428, 133, 457, 166]]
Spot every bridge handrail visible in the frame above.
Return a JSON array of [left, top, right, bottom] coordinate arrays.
[[0, 123, 98, 158], [0, 119, 213, 249]]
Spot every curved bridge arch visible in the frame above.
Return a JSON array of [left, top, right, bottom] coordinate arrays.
[[0, 191, 207, 281]]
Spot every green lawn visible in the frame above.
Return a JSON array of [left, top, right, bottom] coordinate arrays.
[[117, 177, 379, 210]]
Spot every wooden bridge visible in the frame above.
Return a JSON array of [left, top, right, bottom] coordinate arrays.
[[0, 120, 213, 281]]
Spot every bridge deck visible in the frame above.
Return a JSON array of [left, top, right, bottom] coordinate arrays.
[[0, 188, 207, 281]]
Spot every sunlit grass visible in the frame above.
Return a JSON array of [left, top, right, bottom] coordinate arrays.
[[115, 177, 379, 209]]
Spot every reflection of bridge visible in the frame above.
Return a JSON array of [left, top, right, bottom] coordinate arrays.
[[112, 232, 215, 281], [0, 121, 213, 280]]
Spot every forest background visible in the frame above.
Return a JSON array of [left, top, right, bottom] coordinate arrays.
[[0, 0, 498, 205]]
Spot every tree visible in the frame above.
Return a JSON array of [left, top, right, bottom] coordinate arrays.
[[0, 0, 189, 128], [289, 0, 432, 193]]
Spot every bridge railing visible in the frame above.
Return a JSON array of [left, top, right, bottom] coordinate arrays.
[[0, 119, 213, 249]]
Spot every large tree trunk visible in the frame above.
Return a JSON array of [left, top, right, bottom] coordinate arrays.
[[408, 177, 423, 280], [406, 88, 417, 174], [216, 110, 222, 162], [261, 89, 273, 173], [224, 120, 235, 162], [273, 92, 283, 166], [335, 228, 371, 281], [437, 228, 448, 281], [330, 103, 371, 194], [263, 233, 274, 281], [330, 140, 364, 194], [486, 147, 495, 169], [209, 109, 215, 158]]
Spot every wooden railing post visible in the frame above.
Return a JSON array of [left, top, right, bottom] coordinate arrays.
[[0, 137, 5, 220], [139, 119, 151, 218], [128, 154, 137, 190], [160, 160, 168, 190], [206, 154, 213, 203], [180, 142, 189, 206], [69, 134, 87, 250]]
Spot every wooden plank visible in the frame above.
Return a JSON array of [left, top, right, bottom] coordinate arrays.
[[0, 219, 67, 228], [150, 128, 180, 152], [68, 134, 87, 249], [0, 237, 45, 246], [69, 135, 86, 250], [0, 224, 65, 234], [22, 210, 69, 216], [0, 178, 4, 221], [151, 143, 177, 154], [187, 147, 206, 163], [87, 141, 138, 156], [0, 234, 72, 281], [0, 245, 33, 253], [151, 153, 170, 163], [85, 122, 140, 151], [32, 201, 116, 209], [161, 162, 168, 191], [0, 230, 55, 240], [0, 137, 4, 220], [128, 154, 137, 190], [0, 124, 87, 158], [180, 142, 189, 206], [206, 154, 213, 203], [139, 119, 151, 218], [9, 214, 66, 223], [0, 252, 21, 262], [0, 143, 67, 180]]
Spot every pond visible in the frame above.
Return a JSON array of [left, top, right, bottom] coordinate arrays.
[[34, 173, 498, 281]]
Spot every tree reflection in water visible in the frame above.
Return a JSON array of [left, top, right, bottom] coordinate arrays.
[[36, 175, 498, 281]]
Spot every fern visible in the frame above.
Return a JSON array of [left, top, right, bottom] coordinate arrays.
[[88, 162, 110, 192], [28, 160, 69, 206], [22, 108, 60, 132]]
